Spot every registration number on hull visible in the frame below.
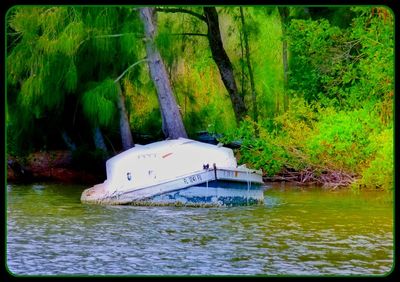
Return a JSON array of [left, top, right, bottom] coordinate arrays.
[[183, 174, 203, 185], [222, 170, 239, 178]]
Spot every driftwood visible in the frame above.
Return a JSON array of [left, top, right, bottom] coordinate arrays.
[[263, 167, 357, 190]]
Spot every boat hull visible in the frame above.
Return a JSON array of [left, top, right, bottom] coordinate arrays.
[[148, 181, 264, 207], [81, 168, 264, 206]]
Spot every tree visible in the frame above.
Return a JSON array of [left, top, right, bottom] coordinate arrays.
[[203, 7, 247, 123], [7, 7, 144, 153], [7, 7, 83, 153], [278, 7, 290, 112], [139, 7, 188, 139], [239, 7, 258, 122], [116, 81, 134, 149], [156, 7, 247, 124]]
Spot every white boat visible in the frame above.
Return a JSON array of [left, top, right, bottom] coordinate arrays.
[[81, 138, 264, 206]]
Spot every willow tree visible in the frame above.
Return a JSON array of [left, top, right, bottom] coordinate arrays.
[[7, 7, 145, 153], [7, 7, 82, 153]]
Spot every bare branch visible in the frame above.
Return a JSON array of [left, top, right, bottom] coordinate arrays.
[[114, 58, 149, 83], [155, 7, 206, 22], [170, 33, 208, 37], [92, 33, 141, 39]]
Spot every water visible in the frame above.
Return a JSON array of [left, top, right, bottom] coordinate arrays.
[[6, 183, 393, 276]]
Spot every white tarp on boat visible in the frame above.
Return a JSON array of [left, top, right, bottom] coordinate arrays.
[[103, 138, 237, 193]]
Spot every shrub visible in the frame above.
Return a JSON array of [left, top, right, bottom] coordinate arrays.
[[353, 127, 393, 190], [306, 108, 382, 173], [218, 97, 393, 191]]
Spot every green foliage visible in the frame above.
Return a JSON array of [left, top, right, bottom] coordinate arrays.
[[287, 18, 343, 103], [81, 78, 118, 128], [131, 107, 163, 137], [308, 7, 356, 28], [353, 128, 393, 190], [221, 95, 393, 190], [287, 7, 394, 110], [64, 61, 78, 93], [224, 7, 284, 119], [119, 12, 143, 62], [7, 6, 148, 153], [348, 7, 394, 107], [220, 118, 286, 176], [155, 16, 177, 67], [122, 77, 162, 135], [306, 108, 382, 173]]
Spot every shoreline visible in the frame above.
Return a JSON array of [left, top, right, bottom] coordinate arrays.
[[7, 151, 105, 186], [7, 150, 360, 190]]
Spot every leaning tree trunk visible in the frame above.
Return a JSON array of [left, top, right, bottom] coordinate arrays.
[[92, 126, 107, 152], [139, 7, 188, 139], [278, 7, 290, 112], [203, 7, 246, 124], [116, 81, 134, 150]]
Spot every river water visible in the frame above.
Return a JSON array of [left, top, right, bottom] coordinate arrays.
[[6, 183, 393, 276]]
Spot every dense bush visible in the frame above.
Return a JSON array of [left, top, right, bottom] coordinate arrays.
[[287, 7, 394, 111], [306, 108, 382, 173], [221, 96, 393, 190], [353, 127, 393, 190]]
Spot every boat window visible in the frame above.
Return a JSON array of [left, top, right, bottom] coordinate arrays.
[[127, 172, 132, 181]]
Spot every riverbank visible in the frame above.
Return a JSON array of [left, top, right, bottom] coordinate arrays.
[[7, 151, 104, 185], [7, 150, 359, 190]]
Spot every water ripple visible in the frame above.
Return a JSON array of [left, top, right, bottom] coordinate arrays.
[[7, 184, 393, 276]]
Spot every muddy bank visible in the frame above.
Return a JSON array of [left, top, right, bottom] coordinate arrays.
[[7, 150, 105, 185]]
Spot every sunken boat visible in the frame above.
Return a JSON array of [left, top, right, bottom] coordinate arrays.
[[81, 138, 264, 206]]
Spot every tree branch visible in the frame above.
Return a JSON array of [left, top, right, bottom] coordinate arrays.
[[114, 58, 149, 83], [170, 32, 208, 37], [155, 7, 207, 22], [92, 33, 141, 39]]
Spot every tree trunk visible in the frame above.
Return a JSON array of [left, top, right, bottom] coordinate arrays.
[[239, 29, 245, 96], [139, 7, 188, 139], [278, 7, 290, 112], [116, 81, 134, 150], [61, 130, 76, 151], [239, 7, 258, 123], [203, 7, 246, 124], [92, 126, 107, 152]]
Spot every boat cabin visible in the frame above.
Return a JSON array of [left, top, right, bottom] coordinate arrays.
[[104, 138, 237, 192]]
